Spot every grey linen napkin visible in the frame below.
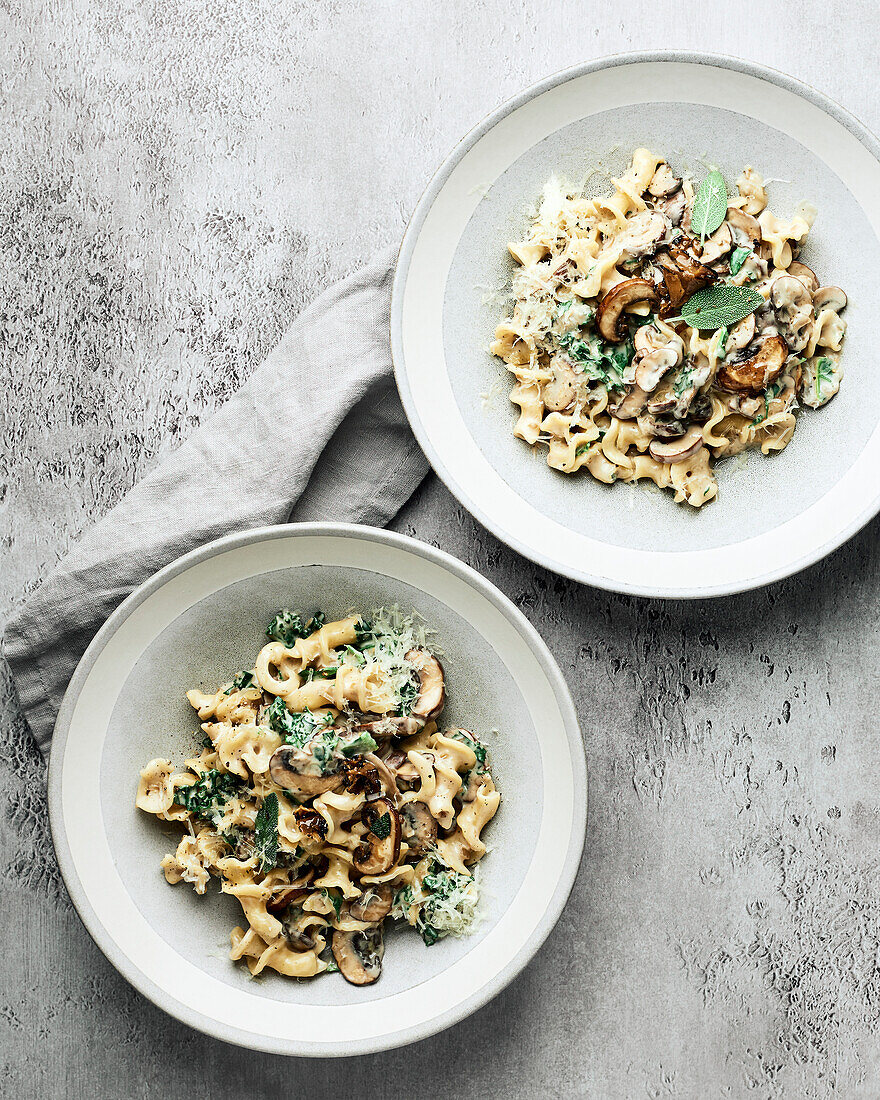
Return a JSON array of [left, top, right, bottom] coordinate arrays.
[[3, 246, 429, 757]]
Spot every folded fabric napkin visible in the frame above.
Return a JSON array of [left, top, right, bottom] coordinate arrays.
[[3, 246, 429, 757]]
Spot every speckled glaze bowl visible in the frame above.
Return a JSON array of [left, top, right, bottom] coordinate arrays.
[[392, 53, 880, 597], [48, 524, 586, 1056]]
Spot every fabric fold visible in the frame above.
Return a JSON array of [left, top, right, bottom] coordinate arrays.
[[3, 247, 429, 755]]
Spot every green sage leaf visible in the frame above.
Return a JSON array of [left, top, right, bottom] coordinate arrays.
[[691, 170, 728, 242], [680, 284, 764, 331]]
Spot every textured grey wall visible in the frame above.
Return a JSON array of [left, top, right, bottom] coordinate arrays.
[[3, 2, 880, 1097]]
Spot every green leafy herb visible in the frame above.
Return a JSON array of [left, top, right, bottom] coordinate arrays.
[[267, 610, 326, 647], [224, 670, 255, 695], [354, 619, 374, 646], [340, 731, 378, 757], [301, 666, 339, 683], [324, 957, 339, 973], [398, 676, 419, 716], [369, 812, 392, 840], [575, 443, 591, 457], [729, 246, 752, 276], [254, 793, 279, 873], [264, 698, 333, 747], [673, 365, 695, 398], [691, 169, 728, 242], [449, 730, 489, 772], [558, 330, 632, 392], [557, 300, 572, 314], [753, 381, 785, 425], [815, 355, 835, 401], [173, 769, 243, 825], [201, 734, 214, 749], [680, 284, 764, 331]]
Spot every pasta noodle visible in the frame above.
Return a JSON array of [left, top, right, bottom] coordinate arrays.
[[492, 150, 849, 506], [136, 605, 500, 985]]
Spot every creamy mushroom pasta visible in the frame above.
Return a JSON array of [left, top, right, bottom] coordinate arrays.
[[136, 608, 500, 985], [492, 149, 848, 506]]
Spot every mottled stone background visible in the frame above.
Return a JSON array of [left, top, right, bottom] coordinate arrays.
[[3, 2, 880, 1097]]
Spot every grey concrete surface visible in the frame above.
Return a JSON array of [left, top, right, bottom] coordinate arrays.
[[3, 2, 880, 1097]]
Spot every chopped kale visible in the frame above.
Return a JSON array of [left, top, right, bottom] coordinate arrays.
[[320, 888, 343, 918], [173, 769, 243, 825], [673, 366, 694, 398], [449, 729, 489, 772], [253, 793, 279, 873], [223, 670, 255, 695], [398, 676, 419, 716], [558, 330, 632, 392], [263, 699, 332, 747], [301, 666, 339, 683], [267, 610, 326, 647], [339, 731, 378, 757]]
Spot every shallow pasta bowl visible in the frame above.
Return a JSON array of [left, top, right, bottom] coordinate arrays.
[[391, 52, 880, 597], [48, 523, 586, 1056]]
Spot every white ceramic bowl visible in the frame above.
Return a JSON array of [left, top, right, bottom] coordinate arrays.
[[49, 524, 586, 1056], [392, 53, 880, 598]]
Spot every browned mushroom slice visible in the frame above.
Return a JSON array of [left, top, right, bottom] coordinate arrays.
[[813, 285, 847, 312], [266, 885, 313, 915], [400, 801, 438, 858], [609, 385, 648, 419], [596, 279, 658, 342], [787, 261, 819, 294], [404, 648, 445, 722], [726, 207, 762, 247], [648, 425, 704, 464], [654, 246, 716, 314], [349, 884, 393, 923], [269, 745, 343, 799], [716, 336, 788, 395], [353, 798, 401, 876], [338, 755, 382, 797], [647, 162, 681, 197], [293, 806, 328, 840], [332, 927, 385, 985]]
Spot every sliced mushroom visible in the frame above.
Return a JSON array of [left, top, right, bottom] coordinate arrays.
[[400, 801, 438, 858], [596, 279, 658, 342], [716, 335, 788, 395], [645, 415, 686, 439], [339, 755, 382, 797], [353, 798, 401, 876], [332, 926, 385, 986], [726, 207, 762, 247], [294, 806, 328, 840], [266, 885, 312, 915], [654, 245, 716, 312], [699, 222, 733, 265], [281, 908, 321, 950], [542, 354, 579, 411], [647, 162, 681, 197], [648, 425, 704, 464], [688, 394, 713, 423], [404, 648, 445, 721], [652, 190, 686, 226], [771, 275, 813, 353], [349, 884, 393, 923], [645, 380, 677, 415], [787, 261, 819, 294], [353, 715, 423, 739], [269, 745, 343, 799], [725, 314, 756, 353], [813, 286, 847, 313], [633, 323, 683, 391], [609, 384, 648, 419]]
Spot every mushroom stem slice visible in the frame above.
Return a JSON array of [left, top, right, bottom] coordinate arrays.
[[400, 801, 438, 858], [596, 279, 658, 342], [648, 426, 704, 464], [332, 927, 385, 986], [647, 162, 682, 197], [405, 648, 445, 722]]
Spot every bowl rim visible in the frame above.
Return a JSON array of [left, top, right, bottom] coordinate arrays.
[[390, 50, 880, 599], [48, 521, 587, 1057]]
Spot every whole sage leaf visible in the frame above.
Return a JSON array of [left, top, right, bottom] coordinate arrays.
[[254, 792, 279, 873], [691, 169, 728, 242], [680, 284, 764, 330]]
